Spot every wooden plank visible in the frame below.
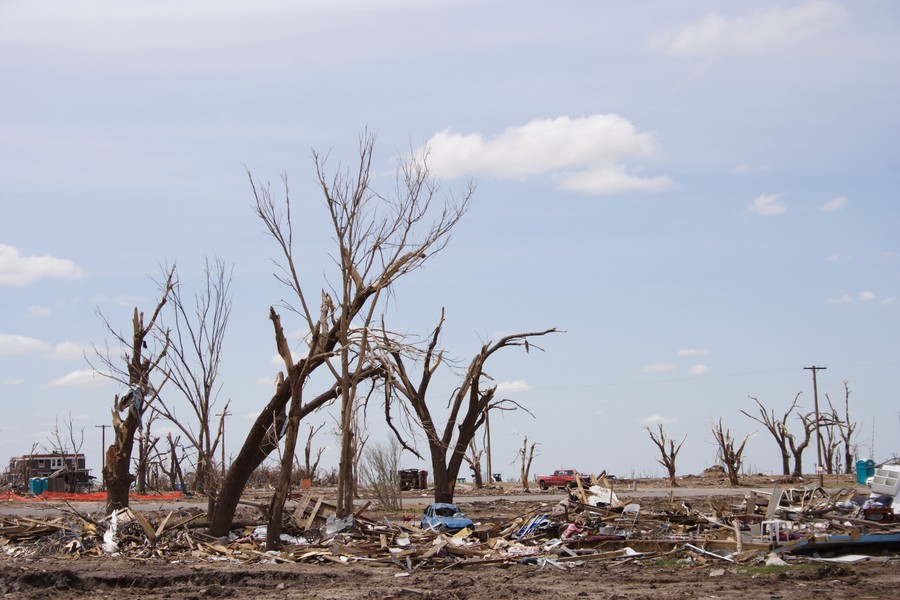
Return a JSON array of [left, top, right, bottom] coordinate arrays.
[[305, 497, 325, 530]]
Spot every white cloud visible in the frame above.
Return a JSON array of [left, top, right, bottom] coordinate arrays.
[[0, 334, 50, 356], [0, 334, 89, 360], [826, 253, 850, 262], [0, 244, 84, 287], [821, 196, 847, 212], [689, 365, 712, 376], [47, 342, 89, 360], [244, 411, 261, 420], [746, 193, 787, 216], [649, 1, 845, 56], [642, 363, 676, 374], [496, 380, 533, 394], [26, 305, 52, 318], [421, 115, 672, 195], [46, 369, 110, 388], [828, 291, 877, 304], [639, 414, 679, 426], [91, 294, 146, 307], [677, 348, 710, 357], [2, 377, 25, 386], [730, 163, 770, 175]]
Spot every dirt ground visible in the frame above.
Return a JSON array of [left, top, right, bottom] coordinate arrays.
[[1, 553, 897, 600], [2, 473, 897, 599]]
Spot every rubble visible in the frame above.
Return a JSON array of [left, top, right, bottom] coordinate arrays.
[[1, 475, 898, 576]]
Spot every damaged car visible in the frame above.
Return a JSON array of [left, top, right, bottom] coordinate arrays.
[[420, 503, 474, 532]]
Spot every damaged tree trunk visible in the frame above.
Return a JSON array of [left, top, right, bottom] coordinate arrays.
[[646, 424, 685, 487], [102, 270, 174, 514], [711, 419, 752, 487]]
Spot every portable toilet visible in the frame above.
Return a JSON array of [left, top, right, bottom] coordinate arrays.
[[857, 460, 869, 484], [29, 477, 42, 495]]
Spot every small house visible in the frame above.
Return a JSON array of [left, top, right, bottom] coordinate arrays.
[[6, 453, 93, 493]]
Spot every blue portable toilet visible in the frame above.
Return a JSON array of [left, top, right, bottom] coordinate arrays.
[[29, 477, 42, 495], [865, 459, 876, 480], [857, 459, 876, 484]]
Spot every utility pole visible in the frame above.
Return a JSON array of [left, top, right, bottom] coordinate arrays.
[[485, 408, 493, 485], [804, 365, 827, 485], [216, 407, 231, 482], [95, 424, 109, 491]]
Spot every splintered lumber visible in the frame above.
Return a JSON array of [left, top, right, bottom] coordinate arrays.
[[305, 498, 324, 530]]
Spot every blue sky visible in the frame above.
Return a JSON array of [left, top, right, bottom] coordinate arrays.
[[1, 0, 898, 482]]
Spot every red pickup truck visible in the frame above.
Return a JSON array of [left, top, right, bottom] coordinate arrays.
[[536, 469, 591, 490]]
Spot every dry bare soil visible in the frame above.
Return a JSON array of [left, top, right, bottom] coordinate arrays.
[[2, 474, 897, 599]]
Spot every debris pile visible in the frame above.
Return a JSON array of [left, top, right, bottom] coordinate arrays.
[[1, 475, 898, 573]]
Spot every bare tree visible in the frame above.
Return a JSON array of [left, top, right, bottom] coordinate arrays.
[[297, 423, 326, 482], [133, 409, 161, 494], [209, 134, 471, 537], [163, 432, 186, 492], [740, 394, 801, 477], [710, 419, 752, 486], [90, 267, 175, 514], [826, 381, 857, 475], [154, 258, 232, 514], [646, 424, 685, 487], [514, 434, 539, 492], [383, 309, 558, 503], [43, 413, 85, 493], [462, 440, 484, 489], [359, 438, 402, 510], [786, 411, 817, 476]]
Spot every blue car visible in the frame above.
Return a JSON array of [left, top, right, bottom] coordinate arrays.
[[420, 503, 474, 532]]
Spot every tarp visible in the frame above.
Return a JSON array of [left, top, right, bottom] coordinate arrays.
[[0, 490, 182, 502]]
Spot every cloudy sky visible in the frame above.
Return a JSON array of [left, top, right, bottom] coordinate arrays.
[[1, 0, 898, 482]]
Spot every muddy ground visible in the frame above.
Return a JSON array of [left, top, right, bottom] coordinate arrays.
[[2, 474, 897, 599], [1, 553, 897, 600]]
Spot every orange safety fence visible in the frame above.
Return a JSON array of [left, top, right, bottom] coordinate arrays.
[[0, 490, 182, 502]]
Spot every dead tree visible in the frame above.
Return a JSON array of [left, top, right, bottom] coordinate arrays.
[[209, 134, 471, 537], [711, 419, 752, 486], [297, 423, 326, 482], [134, 409, 161, 495], [826, 381, 857, 474], [358, 438, 401, 511], [154, 258, 232, 515], [90, 267, 175, 514], [740, 394, 801, 477], [463, 440, 484, 488], [646, 424, 685, 487], [42, 413, 85, 493], [384, 309, 558, 503], [163, 432, 186, 492], [514, 434, 539, 492], [786, 411, 817, 476]]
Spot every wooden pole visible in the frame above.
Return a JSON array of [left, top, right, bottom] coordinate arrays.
[[805, 365, 827, 486]]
